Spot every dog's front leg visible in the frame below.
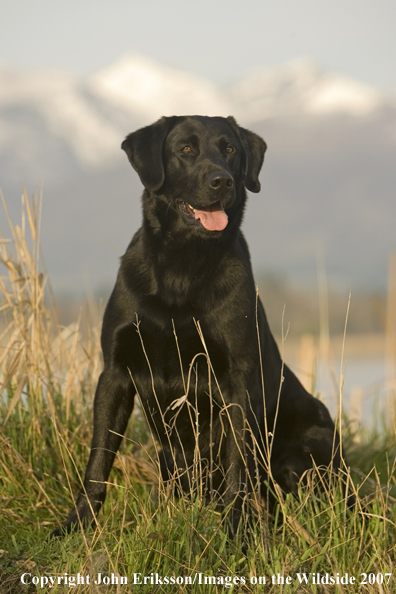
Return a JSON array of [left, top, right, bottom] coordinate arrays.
[[222, 402, 249, 537], [52, 367, 135, 536]]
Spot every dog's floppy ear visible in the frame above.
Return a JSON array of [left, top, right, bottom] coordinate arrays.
[[121, 116, 177, 193], [227, 116, 267, 193]]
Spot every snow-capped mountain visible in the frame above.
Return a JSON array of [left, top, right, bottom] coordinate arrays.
[[0, 65, 126, 169], [1, 53, 391, 170], [228, 58, 384, 120], [1, 53, 395, 295], [89, 52, 234, 123]]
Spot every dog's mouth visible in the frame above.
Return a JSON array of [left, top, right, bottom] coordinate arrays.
[[178, 200, 228, 231]]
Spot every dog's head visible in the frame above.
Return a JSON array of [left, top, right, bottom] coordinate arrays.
[[121, 115, 266, 235]]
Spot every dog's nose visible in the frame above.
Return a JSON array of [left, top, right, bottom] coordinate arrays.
[[208, 170, 234, 191]]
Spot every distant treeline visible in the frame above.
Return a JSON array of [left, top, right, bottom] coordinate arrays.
[[257, 276, 386, 336]]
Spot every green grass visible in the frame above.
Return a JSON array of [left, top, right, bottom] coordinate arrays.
[[0, 191, 395, 593], [0, 403, 395, 593]]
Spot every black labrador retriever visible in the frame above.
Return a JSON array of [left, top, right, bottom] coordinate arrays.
[[53, 115, 341, 536]]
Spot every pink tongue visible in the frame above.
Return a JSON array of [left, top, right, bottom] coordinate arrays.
[[194, 202, 228, 231]]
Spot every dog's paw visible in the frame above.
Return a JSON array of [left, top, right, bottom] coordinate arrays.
[[49, 522, 77, 539], [49, 500, 97, 538]]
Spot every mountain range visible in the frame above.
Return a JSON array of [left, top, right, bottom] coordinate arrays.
[[1, 53, 395, 297]]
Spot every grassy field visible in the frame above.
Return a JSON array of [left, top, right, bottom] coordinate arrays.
[[0, 192, 395, 593]]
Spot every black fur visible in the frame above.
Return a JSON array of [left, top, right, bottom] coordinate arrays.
[[52, 116, 341, 537]]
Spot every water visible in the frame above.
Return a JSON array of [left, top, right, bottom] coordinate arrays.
[[310, 357, 391, 429]]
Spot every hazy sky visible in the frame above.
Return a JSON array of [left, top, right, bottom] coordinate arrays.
[[1, 0, 396, 91]]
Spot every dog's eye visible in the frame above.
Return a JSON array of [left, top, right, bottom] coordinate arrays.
[[182, 146, 192, 154], [226, 145, 235, 154]]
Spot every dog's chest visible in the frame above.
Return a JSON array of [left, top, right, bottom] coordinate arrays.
[[115, 314, 229, 401]]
